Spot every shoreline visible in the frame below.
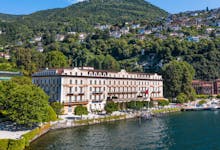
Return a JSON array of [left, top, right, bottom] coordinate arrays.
[[0, 108, 181, 150]]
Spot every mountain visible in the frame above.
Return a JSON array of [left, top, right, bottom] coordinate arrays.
[[1, 0, 168, 30], [0, 0, 168, 45], [0, 13, 21, 21], [24, 0, 168, 24]]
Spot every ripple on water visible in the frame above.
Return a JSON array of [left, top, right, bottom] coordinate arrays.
[[28, 111, 220, 150]]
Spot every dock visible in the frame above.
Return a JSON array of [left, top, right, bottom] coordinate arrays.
[[181, 107, 220, 111]]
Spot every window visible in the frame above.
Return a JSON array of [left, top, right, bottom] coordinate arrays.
[[75, 80, 78, 85], [80, 80, 83, 84], [70, 80, 72, 84], [69, 87, 72, 93], [69, 96, 72, 102], [75, 87, 77, 92]]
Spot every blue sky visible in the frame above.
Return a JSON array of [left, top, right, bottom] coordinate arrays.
[[0, 0, 219, 15]]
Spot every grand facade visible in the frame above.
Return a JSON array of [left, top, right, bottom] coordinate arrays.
[[32, 67, 163, 114]]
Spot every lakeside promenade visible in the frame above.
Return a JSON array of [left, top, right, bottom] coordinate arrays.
[[0, 107, 180, 140]]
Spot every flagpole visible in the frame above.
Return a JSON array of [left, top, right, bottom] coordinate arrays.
[[146, 88, 150, 111]]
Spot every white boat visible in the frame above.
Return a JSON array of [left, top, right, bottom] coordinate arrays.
[[211, 105, 219, 110]]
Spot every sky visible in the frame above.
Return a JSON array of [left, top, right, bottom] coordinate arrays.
[[0, 0, 220, 15]]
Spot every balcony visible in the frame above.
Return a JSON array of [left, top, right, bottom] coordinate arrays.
[[92, 100, 103, 103], [92, 91, 103, 95], [108, 91, 137, 95], [67, 92, 85, 96], [63, 101, 88, 106], [63, 84, 87, 87]]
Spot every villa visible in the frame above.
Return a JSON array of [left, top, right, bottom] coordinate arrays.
[[32, 67, 164, 114]]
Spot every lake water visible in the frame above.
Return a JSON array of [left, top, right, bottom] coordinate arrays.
[[28, 111, 220, 150]]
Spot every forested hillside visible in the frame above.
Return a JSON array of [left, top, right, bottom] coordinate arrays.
[[0, 0, 220, 81], [0, 0, 167, 45]]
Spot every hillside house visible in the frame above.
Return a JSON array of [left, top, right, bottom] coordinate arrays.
[[0, 52, 10, 60], [110, 31, 121, 38], [120, 27, 130, 35], [34, 36, 42, 42], [187, 36, 200, 42], [55, 34, 65, 42]]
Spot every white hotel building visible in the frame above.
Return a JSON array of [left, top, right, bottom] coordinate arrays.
[[32, 67, 163, 114]]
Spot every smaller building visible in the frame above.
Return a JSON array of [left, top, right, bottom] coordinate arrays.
[[0, 52, 10, 60], [191, 79, 220, 95], [55, 34, 65, 42], [110, 31, 121, 38], [34, 36, 42, 42], [192, 80, 214, 95], [187, 36, 200, 42], [0, 71, 22, 81], [214, 79, 220, 95]]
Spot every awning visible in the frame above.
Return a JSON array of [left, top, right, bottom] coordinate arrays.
[[150, 97, 168, 101]]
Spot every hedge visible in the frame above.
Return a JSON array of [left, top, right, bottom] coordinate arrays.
[[0, 139, 9, 150], [0, 123, 51, 150], [7, 138, 25, 150], [0, 138, 26, 150], [152, 108, 181, 114], [158, 100, 169, 106], [22, 128, 40, 146], [196, 95, 209, 99], [74, 115, 126, 125]]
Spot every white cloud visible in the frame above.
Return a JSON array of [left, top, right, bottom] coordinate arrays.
[[66, 0, 86, 4]]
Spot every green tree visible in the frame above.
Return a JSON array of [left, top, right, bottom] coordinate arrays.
[[198, 100, 207, 105], [176, 93, 188, 104], [44, 106, 57, 122], [0, 63, 16, 71], [127, 101, 144, 110], [158, 100, 169, 106], [11, 76, 32, 85], [46, 51, 68, 68], [50, 102, 64, 117], [162, 60, 195, 101], [104, 102, 118, 114], [0, 80, 50, 126], [74, 105, 88, 116], [102, 55, 120, 71]]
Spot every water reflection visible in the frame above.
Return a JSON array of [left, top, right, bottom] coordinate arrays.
[[28, 111, 220, 150], [28, 117, 171, 150]]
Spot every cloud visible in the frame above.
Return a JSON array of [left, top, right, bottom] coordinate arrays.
[[66, 0, 86, 4]]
